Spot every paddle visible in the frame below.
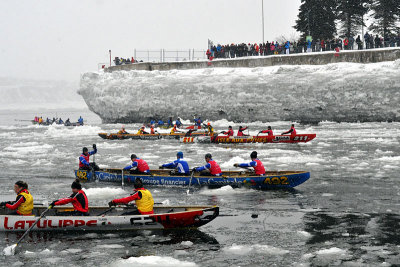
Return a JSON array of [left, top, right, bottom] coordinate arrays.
[[186, 170, 195, 195], [121, 169, 125, 189], [92, 144, 97, 181], [3, 206, 52, 256]]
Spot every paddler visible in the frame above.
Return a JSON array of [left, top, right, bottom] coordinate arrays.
[[38, 117, 43, 124], [192, 153, 222, 176], [158, 119, 164, 126], [167, 117, 173, 127], [150, 125, 158, 134], [118, 126, 129, 134], [170, 124, 181, 134], [281, 124, 296, 136], [0, 181, 33, 215], [108, 178, 154, 215], [50, 179, 89, 216], [159, 151, 190, 175], [124, 154, 150, 174], [79, 144, 99, 171], [78, 116, 84, 125], [222, 126, 234, 136], [259, 126, 273, 136], [237, 126, 248, 136], [137, 125, 149, 134], [176, 118, 182, 128], [234, 151, 265, 175], [205, 122, 214, 136]]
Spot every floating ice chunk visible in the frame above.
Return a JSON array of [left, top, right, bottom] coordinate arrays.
[[199, 186, 248, 195], [83, 187, 127, 199], [181, 241, 193, 247], [110, 256, 197, 267], [315, 247, 346, 255]]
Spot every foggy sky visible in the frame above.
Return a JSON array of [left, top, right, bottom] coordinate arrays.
[[0, 0, 300, 82]]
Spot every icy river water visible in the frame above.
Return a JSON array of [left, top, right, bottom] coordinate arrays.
[[0, 109, 399, 266]]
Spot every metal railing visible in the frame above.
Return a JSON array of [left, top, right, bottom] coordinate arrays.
[[132, 49, 207, 63]]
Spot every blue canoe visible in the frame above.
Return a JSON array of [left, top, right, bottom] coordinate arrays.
[[74, 169, 310, 190]]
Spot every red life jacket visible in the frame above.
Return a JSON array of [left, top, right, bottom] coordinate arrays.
[[208, 160, 222, 175], [79, 153, 90, 168], [261, 129, 273, 136], [226, 129, 234, 136], [73, 190, 89, 212], [291, 126, 297, 135], [135, 158, 149, 172], [253, 159, 266, 175]]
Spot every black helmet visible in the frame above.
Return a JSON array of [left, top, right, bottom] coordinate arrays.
[[250, 151, 257, 159], [131, 154, 137, 159], [268, 126, 271, 129], [71, 179, 82, 190], [134, 178, 143, 189], [205, 153, 212, 159], [15, 181, 28, 189], [83, 147, 88, 153]]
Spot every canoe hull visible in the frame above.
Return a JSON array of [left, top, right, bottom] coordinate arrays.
[[75, 169, 310, 189], [181, 134, 316, 144], [0, 206, 219, 232], [98, 132, 208, 140]]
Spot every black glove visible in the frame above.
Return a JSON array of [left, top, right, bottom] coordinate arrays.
[[192, 167, 197, 172], [233, 163, 239, 167], [50, 200, 57, 208], [108, 201, 116, 207], [159, 165, 164, 169], [93, 144, 97, 150], [0, 202, 7, 207]]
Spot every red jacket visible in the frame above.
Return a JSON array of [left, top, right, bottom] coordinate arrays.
[[55, 190, 89, 213]]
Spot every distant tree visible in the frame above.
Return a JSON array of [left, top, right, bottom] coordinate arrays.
[[368, 0, 400, 38], [337, 0, 370, 38], [294, 0, 338, 40]]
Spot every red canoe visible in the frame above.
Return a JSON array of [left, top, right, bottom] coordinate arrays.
[[181, 134, 316, 144]]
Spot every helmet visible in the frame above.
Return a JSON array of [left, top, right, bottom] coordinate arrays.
[[83, 147, 88, 153], [134, 178, 143, 189], [205, 153, 212, 159], [130, 154, 137, 159], [250, 151, 257, 159], [207, 122, 211, 126], [177, 151, 183, 158]]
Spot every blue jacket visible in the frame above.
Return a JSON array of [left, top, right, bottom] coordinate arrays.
[[195, 118, 202, 126], [78, 117, 84, 123], [238, 160, 257, 168], [79, 149, 97, 166], [167, 119, 173, 126], [285, 42, 290, 49], [176, 120, 181, 126], [150, 120, 155, 125], [162, 158, 190, 174], [158, 120, 164, 125], [123, 158, 150, 173]]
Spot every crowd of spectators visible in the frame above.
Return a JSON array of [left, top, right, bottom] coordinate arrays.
[[113, 57, 143, 65], [206, 33, 400, 59]]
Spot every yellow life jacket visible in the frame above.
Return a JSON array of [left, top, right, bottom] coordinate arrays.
[[208, 126, 214, 135], [137, 129, 143, 134], [17, 190, 33, 215], [135, 189, 154, 213]]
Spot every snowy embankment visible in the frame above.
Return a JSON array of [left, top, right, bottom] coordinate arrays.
[[79, 60, 400, 123]]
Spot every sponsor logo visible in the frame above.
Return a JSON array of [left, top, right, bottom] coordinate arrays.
[[272, 136, 290, 142], [4, 217, 97, 230]]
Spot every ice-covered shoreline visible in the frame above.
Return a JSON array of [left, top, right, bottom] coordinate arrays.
[[79, 60, 400, 123]]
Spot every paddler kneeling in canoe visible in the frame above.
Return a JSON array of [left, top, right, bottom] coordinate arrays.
[[50, 179, 89, 216], [117, 125, 129, 134], [0, 181, 33, 215], [234, 151, 266, 176], [281, 124, 296, 136], [259, 126, 273, 136], [159, 151, 190, 175], [124, 154, 151, 175], [108, 178, 154, 215], [192, 153, 222, 176]]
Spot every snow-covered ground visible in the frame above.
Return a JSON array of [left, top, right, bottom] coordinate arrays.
[[79, 60, 400, 123]]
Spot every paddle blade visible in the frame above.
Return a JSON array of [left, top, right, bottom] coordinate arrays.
[[186, 189, 190, 195], [3, 244, 17, 256]]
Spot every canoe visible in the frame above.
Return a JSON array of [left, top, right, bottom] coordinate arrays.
[[98, 131, 208, 140], [31, 120, 83, 127], [0, 205, 219, 232], [180, 134, 317, 144], [185, 125, 202, 130], [75, 169, 310, 189]]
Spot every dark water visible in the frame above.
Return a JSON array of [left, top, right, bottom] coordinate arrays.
[[0, 109, 399, 266]]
